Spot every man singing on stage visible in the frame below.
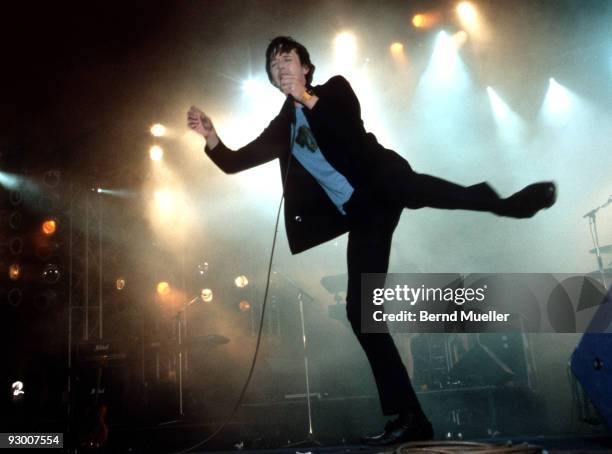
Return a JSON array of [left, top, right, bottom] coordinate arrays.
[[187, 36, 556, 446]]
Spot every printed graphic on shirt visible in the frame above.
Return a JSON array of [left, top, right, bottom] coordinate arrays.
[[296, 126, 317, 152]]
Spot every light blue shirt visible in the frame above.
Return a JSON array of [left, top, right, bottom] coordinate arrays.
[[291, 106, 354, 214]]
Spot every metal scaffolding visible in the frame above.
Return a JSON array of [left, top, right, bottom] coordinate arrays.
[[66, 182, 104, 426], [68, 183, 104, 346]]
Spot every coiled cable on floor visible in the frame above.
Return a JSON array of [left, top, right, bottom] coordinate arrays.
[[396, 440, 543, 454]]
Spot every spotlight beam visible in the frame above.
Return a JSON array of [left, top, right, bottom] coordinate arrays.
[[487, 86, 526, 145], [0, 171, 21, 190]]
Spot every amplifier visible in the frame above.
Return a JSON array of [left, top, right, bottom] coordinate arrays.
[[76, 340, 129, 366]]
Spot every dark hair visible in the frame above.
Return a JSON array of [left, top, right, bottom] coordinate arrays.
[[265, 36, 315, 86]]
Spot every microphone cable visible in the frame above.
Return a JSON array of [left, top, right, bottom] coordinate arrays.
[[174, 105, 296, 454]]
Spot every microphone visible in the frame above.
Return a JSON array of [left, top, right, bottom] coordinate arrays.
[[584, 196, 612, 218]]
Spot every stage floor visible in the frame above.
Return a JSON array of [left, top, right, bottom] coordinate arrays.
[[101, 429, 612, 453]]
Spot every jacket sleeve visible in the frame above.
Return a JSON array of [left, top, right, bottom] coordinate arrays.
[[204, 114, 286, 174]]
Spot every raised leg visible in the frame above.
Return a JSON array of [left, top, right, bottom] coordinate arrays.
[[376, 167, 556, 217]]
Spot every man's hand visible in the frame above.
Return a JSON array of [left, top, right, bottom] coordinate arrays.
[[279, 74, 306, 101], [279, 74, 318, 108], [187, 106, 215, 138], [187, 106, 219, 149]]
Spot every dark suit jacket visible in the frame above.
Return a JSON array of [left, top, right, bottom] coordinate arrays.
[[205, 76, 410, 254]]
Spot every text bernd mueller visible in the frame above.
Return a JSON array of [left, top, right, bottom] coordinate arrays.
[[371, 284, 511, 324]]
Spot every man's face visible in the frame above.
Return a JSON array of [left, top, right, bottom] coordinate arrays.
[[269, 49, 309, 92]]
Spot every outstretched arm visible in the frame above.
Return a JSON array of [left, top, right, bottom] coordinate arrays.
[[187, 106, 285, 174]]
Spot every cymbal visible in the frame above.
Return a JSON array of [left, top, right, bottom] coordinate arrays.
[[590, 245, 612, 254], [149, 334, 230, 350], [321, 274, 347, 294]]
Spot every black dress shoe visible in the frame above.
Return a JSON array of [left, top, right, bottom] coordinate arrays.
[[497, 181, 557, 218], [362, 416, 434, 447]]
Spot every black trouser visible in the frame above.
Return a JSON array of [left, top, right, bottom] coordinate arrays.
[[343, 170, 503, 416]]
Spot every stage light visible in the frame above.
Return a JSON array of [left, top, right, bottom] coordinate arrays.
[[201, 288, 213, 303], [42, 264, 61, 284], [148, 185, 194, 240], [334, 31, 357, 67], [154, 189, 175, 215], [487, 87, 509, 120], [11, 381, 24, 397], [545, 78, 571, 114], [0, 171, 21, 190], [423, 30, 470, 82], [487, 86, 526, 145], [334, 32, 357, 53], [451, 30, 468, 48], [240, 77, 280, 113], [411, 12, 440, 29], [242, 78, 267, 97], [9, 211, 22, 230], [42, 170, 61, 188], [8, 263, 21, 281], [456, 2, 478, 25], [390, 42, 404, 56], [234, 275, 249, 288], [242, 78, 256, 93], [412, 14, 425, 28], [95, 188, 135, 198], [42, 219, 57, 236], [8, 288, 23, 307], [9, 237, 23, 255], [149, 145, 164, 161], [197, 262, 209, 276], [425, 31, 462, 84], [1, 211, 20, 234], [456, 2, 489, 42], [116, 278, 126, 290], [411, 29, 471, 137], [539, 77, 577, 128], [239, 300, 251, 312], [150, 123, 166, 137], [157, 281, 170, 294], [9, 189, 22, 206]]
